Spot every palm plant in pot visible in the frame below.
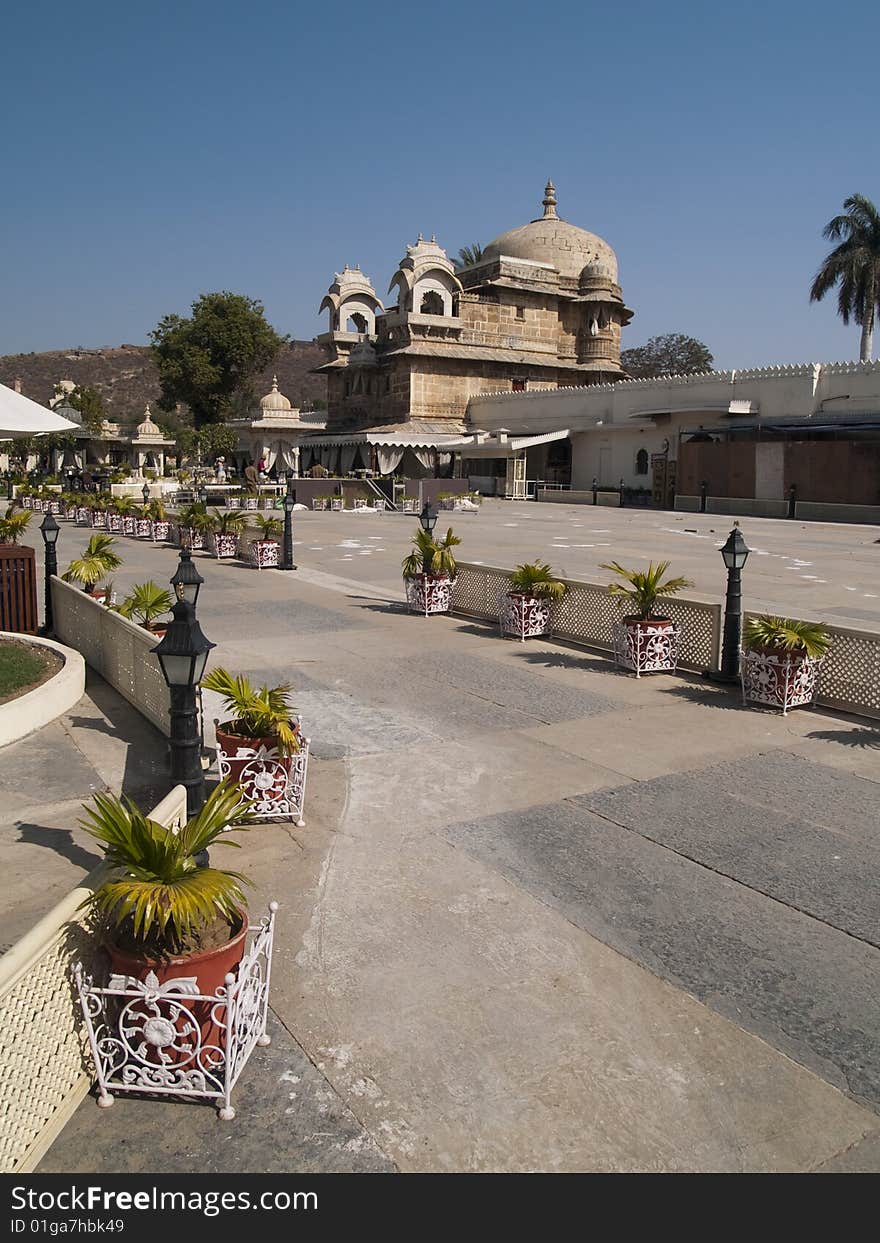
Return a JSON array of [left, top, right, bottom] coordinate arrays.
[[207, 508, 246, 559], [89, 495, 109, 529], [202, 667, 308, 825], [0, 506, 33, 544], [107, 499, 125, 533], [114, 581, 174, 635], [176, 501, 210, 550], [62, 533, 123, 602], [113, 496, 137, 536], [402, 526, 461, 616], [741, 615, 832, 713], [502, 561, 567, 640], [146, 497, 172, 543], [251, 513, 282, 569], [601, 560, 693, 676], [77, 780, 256, 1067]]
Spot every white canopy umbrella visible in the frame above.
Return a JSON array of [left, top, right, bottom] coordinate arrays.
[[0, 382, 80, 437]]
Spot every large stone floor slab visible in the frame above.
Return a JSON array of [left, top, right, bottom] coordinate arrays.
[[443, 793, 880, 1111]]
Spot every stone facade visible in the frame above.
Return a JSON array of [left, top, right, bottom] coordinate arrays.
[[315, 182, 633, 435]]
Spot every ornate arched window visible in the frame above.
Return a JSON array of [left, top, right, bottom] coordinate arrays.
[[635, 448, 649, 475], [420, 290, 444, 316]]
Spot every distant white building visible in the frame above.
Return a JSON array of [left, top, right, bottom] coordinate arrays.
[[460, 360, 880, 514]]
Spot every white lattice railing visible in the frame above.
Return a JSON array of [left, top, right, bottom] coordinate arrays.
[[50, 578, 171, 736], [0, 785, 187, 1174], [452, 564, 880, 719], [452, 562, 722, 672]]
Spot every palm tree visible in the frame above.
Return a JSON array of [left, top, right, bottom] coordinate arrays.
[[810, 194, 880, 361], [455, 243, 484, 271]]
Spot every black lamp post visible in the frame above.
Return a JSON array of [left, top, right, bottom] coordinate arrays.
[[280, 469, 297, 570], [39, 511, 60, 635], [714, 524, 750, 682], [152, 590, 215, 817], [418, 502, 438, 536], [170, 544, 204, 607], [197, 483, 208, 507], [142, 482, 150, 506]]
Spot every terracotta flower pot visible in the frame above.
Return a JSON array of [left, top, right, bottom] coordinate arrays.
[[213, 533, 239, 559], [404, 572, 455, 616], [253, 539, 279, 569], [215, 721, 305, 824], [613, 615, 681, 676], [105, 914, 248, 1063], [501, 591, 552, 640]]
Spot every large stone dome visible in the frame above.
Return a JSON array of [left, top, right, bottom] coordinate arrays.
[[481, 181, 618, 283]]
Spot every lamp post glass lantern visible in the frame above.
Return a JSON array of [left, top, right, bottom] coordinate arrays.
[[717, 524, 750, 680], [142, 483, 150, 505], [39, 511, 60, 635], [152, 595, 215, 817], [170, 544, 204, 606], [418, 503, 438, 536]]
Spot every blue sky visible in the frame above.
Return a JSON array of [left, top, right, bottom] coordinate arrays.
[[2, 0, 877, 367]]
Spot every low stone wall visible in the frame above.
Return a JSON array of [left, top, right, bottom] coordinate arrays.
[[537, 489, 621, 506], [50, 578, 170, 736], [794, 501, 880, 525], [708, 497, 789, 519], [675, 496, 880, 525], [0, 785, 187, 1173], [452, 561, 722, 672]]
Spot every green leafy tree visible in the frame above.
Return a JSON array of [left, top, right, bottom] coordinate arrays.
[[620, 334, 714, 379], [59, 384, 106, 434], [810, 194, 880, 361], [454, 243, 484, 271], [150, 292, 287, 427]]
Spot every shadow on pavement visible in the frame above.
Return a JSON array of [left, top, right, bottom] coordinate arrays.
[[15, 824, 102, 872], [658, 681, 745, 711], [805, 726, 880, 749]]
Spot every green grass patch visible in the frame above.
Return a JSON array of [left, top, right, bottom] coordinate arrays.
[[0, 641, 52, 699]]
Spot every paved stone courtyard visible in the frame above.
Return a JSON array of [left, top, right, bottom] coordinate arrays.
[[6, 503, 879, 1171]]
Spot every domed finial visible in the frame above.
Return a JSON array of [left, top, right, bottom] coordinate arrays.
[[271, 375, 279, 390], [542, 179, 558, 220]]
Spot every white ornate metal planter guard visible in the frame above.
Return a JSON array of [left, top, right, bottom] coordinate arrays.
[[108, 514, 123, 533], [312, 498, 328, 510], [330, 497, 344, 511], [500, 593, 552, 641], [75, 507, 90, 525], [122, 515, 136, 536], [242, 496, 259, 511], [252, 539, 280, 570], [73, 903, 277, 1121], [405, 574, 455, 617], [216, 734, 310, 826], [151, 520, 171, 543], [401, 498, 418, 514], [90, 511, 108, 529], [177, 526, 204, 550], [613, 620, 682, 677], [136, 518, 152, 538], [741, 649, 824, 714], [212, 534, 239, 559]]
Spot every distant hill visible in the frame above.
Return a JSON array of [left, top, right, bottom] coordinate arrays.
[[0, 340, 328, 425]]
